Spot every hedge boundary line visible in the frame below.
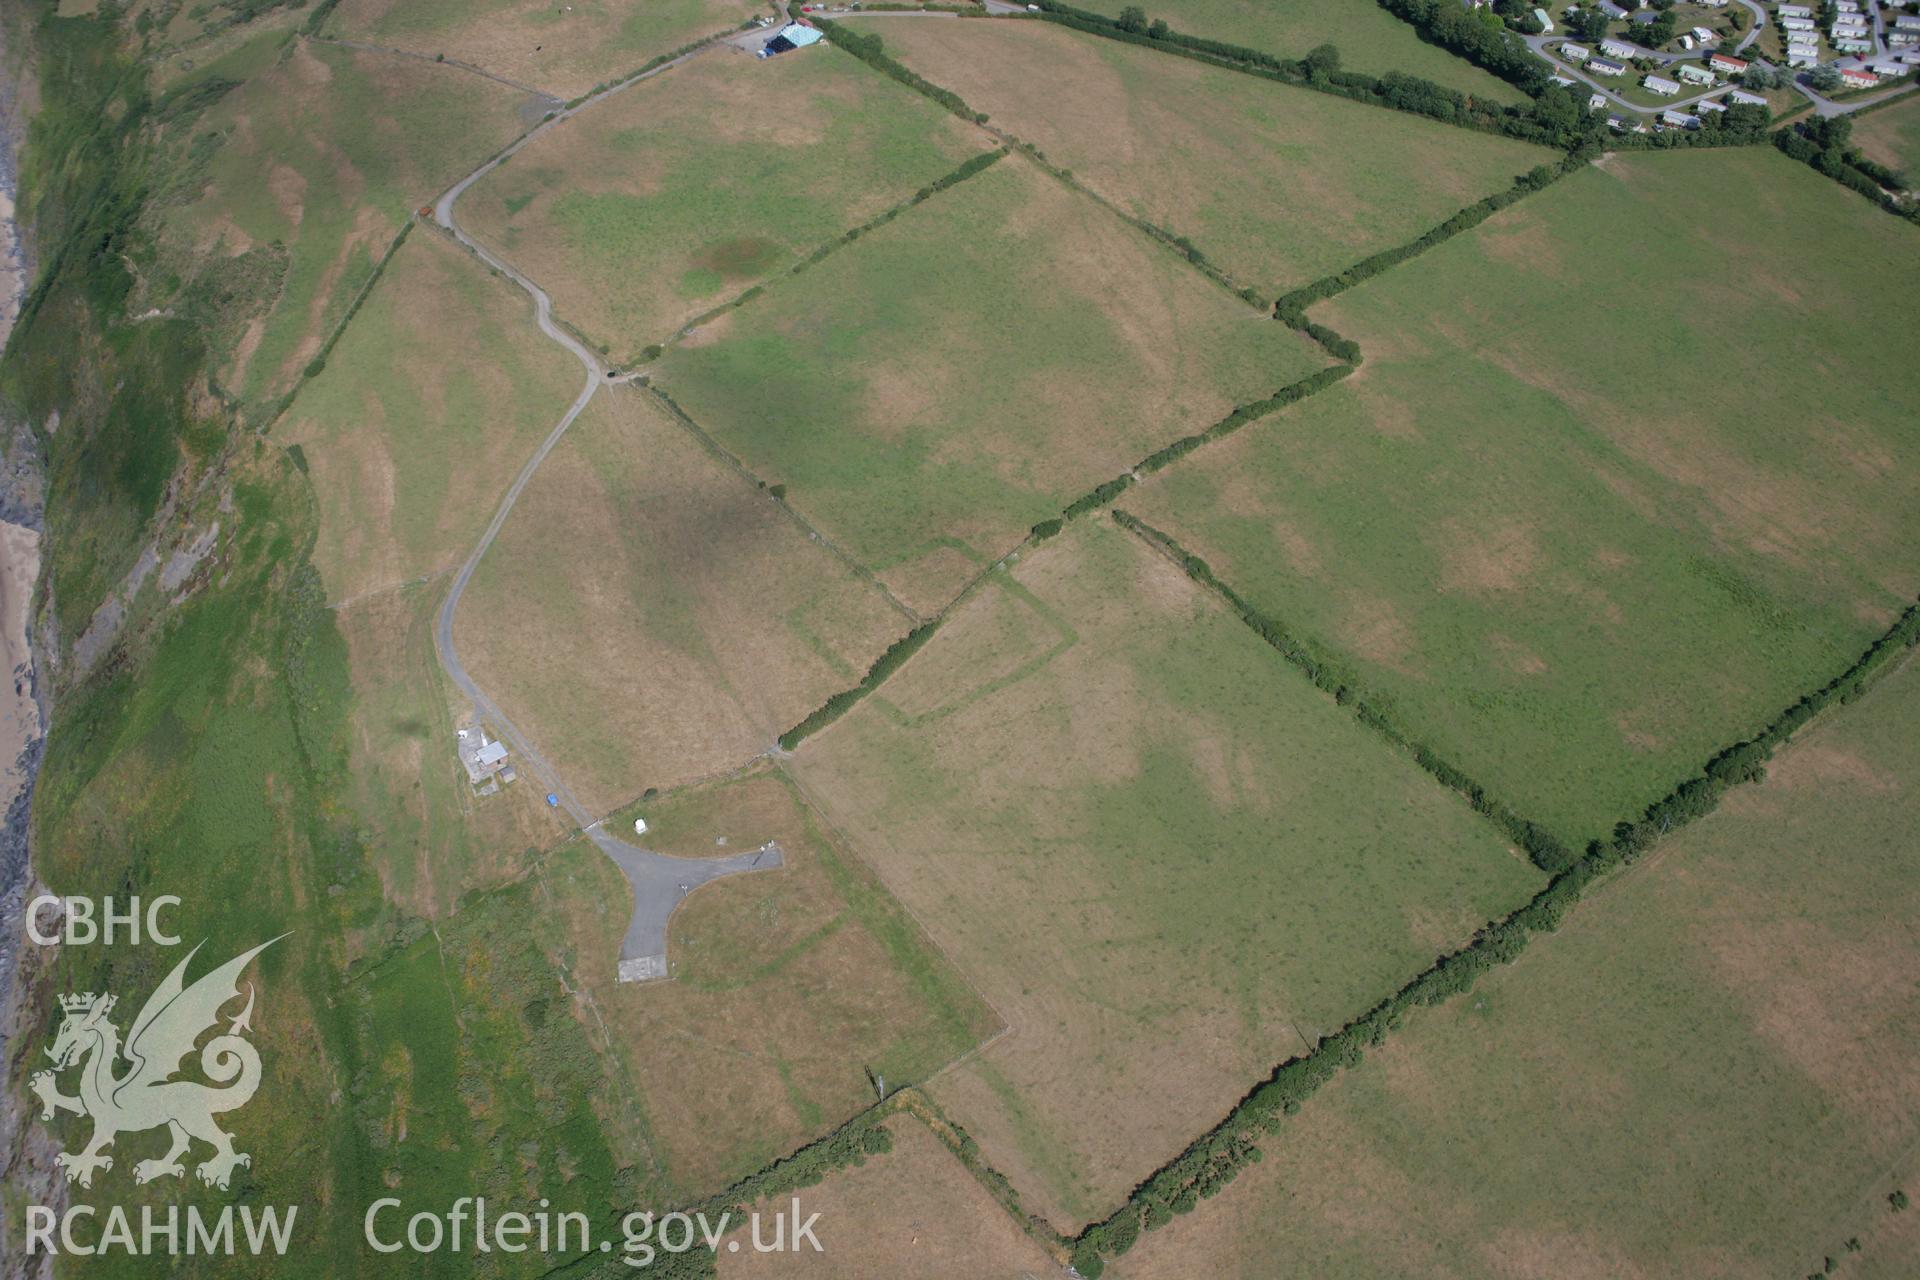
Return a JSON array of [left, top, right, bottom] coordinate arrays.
[[257, 219, 414, 431], [774, 358, 1358, 749], [640, 147, 1008, 367], [987, 129, 1271, 307], [1065, 514, 1920, 1277], [776, 620, 941, 750], [1274, 146, 1590, 322], [1033, 362, 1356, 541], [641, 384, 919, 624], [1115, 511, 1575, 871], [814, 16, 989, 122], [614, 1084, 1071, 1278]]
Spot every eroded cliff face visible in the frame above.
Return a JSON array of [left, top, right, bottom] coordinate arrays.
[[0, 10, 57, 1274]]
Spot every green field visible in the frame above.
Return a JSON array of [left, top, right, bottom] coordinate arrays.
[[790, 518, 1541, 1227], [1119, 657, 1920, 1280], [334, 583, 568, 917], [869, 19, 1554, 300], [459, 45, 993, 362], [1072, 0, 1529, 103], [285, 229, 585, 605], [1126, 148, 1920, 847], [163, 39, 538, 413], [325, 0, 770, 98], [656, 154, 1328, 613], [347, 857, 652, 1277]]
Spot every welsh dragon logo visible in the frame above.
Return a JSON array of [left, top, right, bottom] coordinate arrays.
[[29, 936, 284, 1191]]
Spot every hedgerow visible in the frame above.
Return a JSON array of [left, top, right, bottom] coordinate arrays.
[[778, 621, 942, 749], [814, 19, 988, 122], [1274, 151, 1590, 321], [1059, 538, 1920, 1273], [1113, 512, 1574, 871]]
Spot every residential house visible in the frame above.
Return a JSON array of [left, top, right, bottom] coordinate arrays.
[[1676, 62, 1717, 84], [1838, 66, 1878, 87], [1600, 38, 1640, 59], [1588, 56, 1629, 76], [1725, 87, 1769, 105], [1660, 108, 1702, 127], [1709, 52, 1749, 73], [1561, 42, 1592, 62], [1643, 74, 1683, 95]]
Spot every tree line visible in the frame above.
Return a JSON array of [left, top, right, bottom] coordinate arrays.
[[1029, 0, 1600, 149], [1776, 114, 1920, 225]]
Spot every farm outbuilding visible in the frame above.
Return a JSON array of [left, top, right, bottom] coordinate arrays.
[[758, 23, 823, 58]]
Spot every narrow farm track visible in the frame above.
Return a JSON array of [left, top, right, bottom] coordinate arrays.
[[309, 34, 564, 103], [426, 38, 782, 981]]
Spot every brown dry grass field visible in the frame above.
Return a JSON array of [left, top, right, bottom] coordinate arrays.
[[714, 1113, 1060, 1278], [163, 38, 538, 412], [454, 386, 909, 816], [324, 0, 770, 99], [336, 584, 568, 916], [539, 771, 998, 1198], [458, 44, 993, 362], [1112, 658, 1920, 1280], [284, 228, 586, 606], [656, 154, 1327, 615], [788, 518, 1541, 1229], [862, 18, 1556, 298]]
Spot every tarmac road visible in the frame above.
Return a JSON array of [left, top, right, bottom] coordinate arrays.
[[427, 39, 781, 980]]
